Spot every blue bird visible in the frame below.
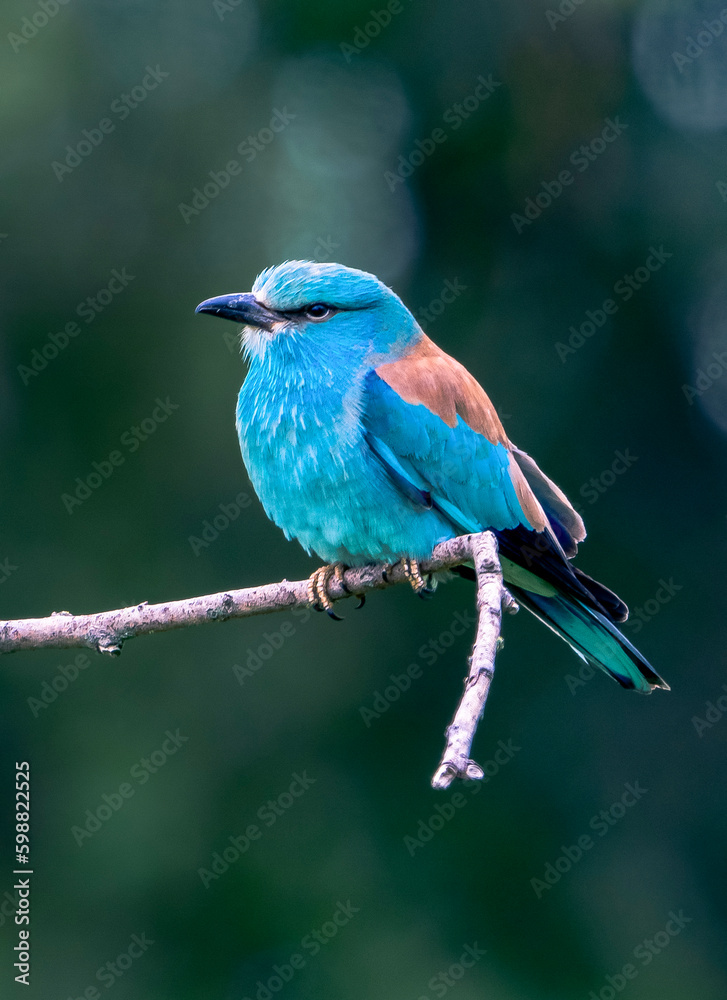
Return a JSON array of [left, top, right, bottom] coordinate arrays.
[[196, 260, 668, 694]]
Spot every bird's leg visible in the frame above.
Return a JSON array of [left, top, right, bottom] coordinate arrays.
[[306, 563, 348, 620], [402, 557, 435, 599]]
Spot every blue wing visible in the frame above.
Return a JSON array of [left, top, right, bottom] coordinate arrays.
[[362, 370, 533, 534], [362, 367, 668, 694]]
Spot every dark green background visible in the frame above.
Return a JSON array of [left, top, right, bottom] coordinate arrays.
[[2, 0, 726, 996]]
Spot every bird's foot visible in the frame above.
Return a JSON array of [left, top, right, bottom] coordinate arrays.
[[402, 557, 435, 599], [307, 563, 348, 620]]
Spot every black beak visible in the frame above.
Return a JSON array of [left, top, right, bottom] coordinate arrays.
[[195, 293, 283, 332]]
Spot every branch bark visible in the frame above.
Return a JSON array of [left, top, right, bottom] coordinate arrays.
[[0, 531, 514, 786], [431, 532, 518, 790]]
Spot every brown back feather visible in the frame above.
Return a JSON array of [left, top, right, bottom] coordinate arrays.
[[376, 334, 548, 532]]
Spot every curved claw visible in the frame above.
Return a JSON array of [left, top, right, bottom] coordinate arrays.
[[355, 594, 366, 610], [307, 562, 348, 619], [403, 557, 435, 598]]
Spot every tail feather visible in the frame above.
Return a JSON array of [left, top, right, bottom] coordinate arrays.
[[495, 525, 613, 619], [571, 567, 628, 623], [508, 586, 669, 694]]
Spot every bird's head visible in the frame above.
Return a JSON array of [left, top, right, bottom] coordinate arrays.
[[196, 260, 422, 366]]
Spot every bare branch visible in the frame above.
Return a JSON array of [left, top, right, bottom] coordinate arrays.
[[2, 531, 512, 787], [431, 532, 517, 790], [0, 533, 477, 656]]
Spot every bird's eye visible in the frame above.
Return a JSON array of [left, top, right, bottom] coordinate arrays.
[[304, 303, 332, 321]]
